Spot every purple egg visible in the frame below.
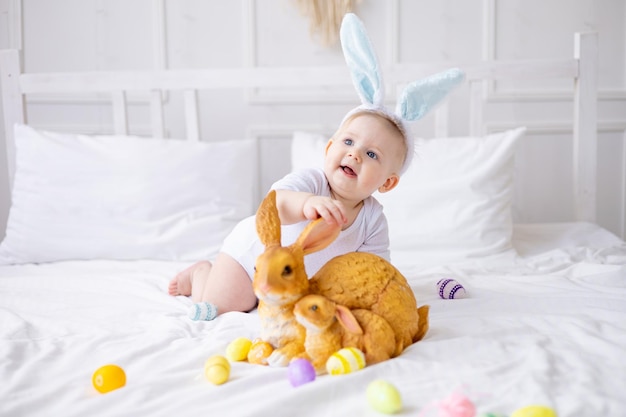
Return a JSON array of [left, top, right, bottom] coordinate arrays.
[[288, 358, 316, 387]]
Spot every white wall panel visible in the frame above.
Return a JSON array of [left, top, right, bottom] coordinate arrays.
[[397, 0, 483, 63], [253, 0, 341, 67], [597, 130, 626, 235], [165, 0, 243, 68], [0, 0, 19, 241], [0, 0, 625, 239], [22, 0, 154, 72]]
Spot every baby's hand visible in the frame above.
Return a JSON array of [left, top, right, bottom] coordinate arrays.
[[303, 196, 347, 226]]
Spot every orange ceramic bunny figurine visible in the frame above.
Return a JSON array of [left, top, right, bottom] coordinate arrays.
[[294, 293, 398, 373], [247, 190, 429, 367]]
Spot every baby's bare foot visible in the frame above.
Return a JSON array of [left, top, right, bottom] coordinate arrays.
[[168, 261, 212, 296]]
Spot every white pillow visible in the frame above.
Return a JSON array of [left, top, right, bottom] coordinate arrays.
[[291, 131, 327, 171], [0, 124, 257, 264], [291, 127, 526, 262]]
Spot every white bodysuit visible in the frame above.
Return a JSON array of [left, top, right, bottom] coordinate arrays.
[[220, 167, 390, 279]]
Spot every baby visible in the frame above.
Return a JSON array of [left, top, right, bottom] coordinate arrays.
[[167, 12, 463, 321], [168, 108, 409, 320]]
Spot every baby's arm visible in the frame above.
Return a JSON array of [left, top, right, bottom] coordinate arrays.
[[275, 189, 347, 227]]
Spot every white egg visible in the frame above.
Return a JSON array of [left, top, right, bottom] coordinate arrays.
[[436, 278, 467, 299]]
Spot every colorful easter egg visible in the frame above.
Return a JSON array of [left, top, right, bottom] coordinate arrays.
[[226, 337, 252, 361], [92, 364, 126, 394], [366, 379, 402, 414], [247, 339, 274, 365], [325, 347, 366, 375], [511, 405, 557, 417], [287, 358, 316, 387], [204, 355, 231, 385], [438, 392, 476, 417], [436, 278, 467, 299]]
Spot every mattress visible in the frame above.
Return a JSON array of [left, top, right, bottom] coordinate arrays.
[[1, 222, 625, 416]]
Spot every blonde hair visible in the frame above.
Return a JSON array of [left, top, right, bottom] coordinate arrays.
[[334, 110, 408, 171]]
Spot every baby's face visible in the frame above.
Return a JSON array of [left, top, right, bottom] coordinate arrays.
[[323, 113, 405, 203]]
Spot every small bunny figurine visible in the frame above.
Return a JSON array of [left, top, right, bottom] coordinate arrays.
[[294, 294, 398, 373]]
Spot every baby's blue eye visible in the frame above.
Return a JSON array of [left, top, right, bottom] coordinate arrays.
[[367, 151, 377, 159], [344, 139, 353, 146]]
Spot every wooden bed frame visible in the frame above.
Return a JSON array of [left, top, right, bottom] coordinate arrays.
[[0, 32, 598, 221]]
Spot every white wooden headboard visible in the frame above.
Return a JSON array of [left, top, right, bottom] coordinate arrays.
[[0, 32, 598, 221]]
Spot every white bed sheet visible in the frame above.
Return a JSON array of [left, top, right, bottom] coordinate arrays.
[[1, 222, 625, 416]]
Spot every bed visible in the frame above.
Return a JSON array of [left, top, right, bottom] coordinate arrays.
[[1, 31, 625, 417]]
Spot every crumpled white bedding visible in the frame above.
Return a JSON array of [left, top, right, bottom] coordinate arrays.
[[1, 222, 625, 417]]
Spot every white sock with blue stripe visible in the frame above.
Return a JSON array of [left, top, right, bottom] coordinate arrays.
[[188, 302, 218, 321]]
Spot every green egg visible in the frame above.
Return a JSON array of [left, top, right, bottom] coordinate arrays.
[[366, 380, 402, 414]]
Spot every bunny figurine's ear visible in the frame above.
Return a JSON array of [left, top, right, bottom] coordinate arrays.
[[340, 13, 384, 107], [396, 68, 465, 122], [256, 190, 282, 248]]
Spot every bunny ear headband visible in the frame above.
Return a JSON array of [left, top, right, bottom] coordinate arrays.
[[340, 13, 465, 174]]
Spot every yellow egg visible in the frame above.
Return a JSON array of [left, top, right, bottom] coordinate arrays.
[[92, 364, 126, 394], [325, 347, 366, 375], [366, 379, 402, 414], [204, 355, 231, 385], [511, 405, 557, 417], [226, 337, 252, 362]]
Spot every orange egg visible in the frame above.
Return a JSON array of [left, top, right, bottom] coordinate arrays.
[[92, 364, 126, 394], [247, 339, 274, 365]]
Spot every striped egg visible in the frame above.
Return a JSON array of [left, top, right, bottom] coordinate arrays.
[[436, 278, 467, 299], [325, 347, 366, 375]]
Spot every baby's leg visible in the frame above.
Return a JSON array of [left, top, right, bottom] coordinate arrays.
[[193, 252, 257, 314], [168, 261, 211, 296]]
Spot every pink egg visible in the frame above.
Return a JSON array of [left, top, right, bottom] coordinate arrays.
[[436, 278, 467, 299], [287, 359, 316, 387]]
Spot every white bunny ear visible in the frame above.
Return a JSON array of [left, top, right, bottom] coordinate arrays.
[[340, 13, 384, 107], [338, 13, 465, 175], [396, 68, 465, 121]]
